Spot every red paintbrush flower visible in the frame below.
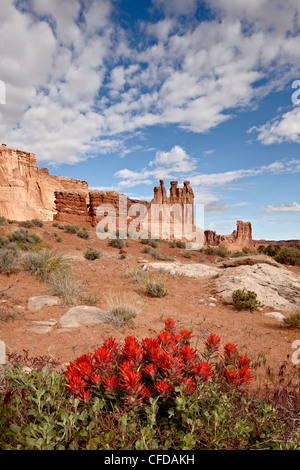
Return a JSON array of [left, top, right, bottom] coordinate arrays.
[[120, 362, 144, 396], [103, 375, 119, 393], [164, 318, 176, 334], [193, 362, 212, 383], [154, 379, 173, 398], [79, 388, 91, 403], [66, 376, 86, 395], [122, 336, 143, 367], [179, 345, 196, 364], [205, 334, 220, 354], [93, 345, 114, 376], [179, 377, 196, 395], [143, 363, 157, 380], [238, 355, 251, 369], [224, 343, 239, 363]]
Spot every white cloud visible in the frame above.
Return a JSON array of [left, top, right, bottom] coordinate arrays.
[[249, 107, 300, 144], [1, 0, 300, 164], [264, 202, 300, 213]]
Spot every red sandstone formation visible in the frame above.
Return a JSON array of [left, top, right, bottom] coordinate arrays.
[[0, 144, 88, 221], [204, 220, 254, 251], [0, 144, 255, 250]]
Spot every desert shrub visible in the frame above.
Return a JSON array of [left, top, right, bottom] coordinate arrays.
[[274, 247, 300, 266], [19, 219, 43, 228], [55, 237, 62, 243], [124, 268, 148, 284], [48, 271, 81, 306], [283, 311, 300, 329], [7, 219, 14, 225], [180, 251, 192, 259], [77, 228, 89, 239], [260, 244, 282, 257], [64, 224, 79, 234], [0, 216, 7, 226], [0, 247, 20, 275], [104, 291, 142, 328], [84, 247, 101, 260], [0, 319, 299, 450], [232, 289, 264, 311], [0, 236, 9, 248], [22, 250, 70, 282], [7, 228, 42, 251], [175, 240, 185, 249], [141, 245, 151, 254], [144, 276, 168, 297], [120, 252, 127, 260], [201, 246, 230, 258], [169, 241, 177, 248], [108, 238, 125, 249]]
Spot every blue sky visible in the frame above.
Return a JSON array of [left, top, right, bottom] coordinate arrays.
[[0, 0, 300, 240]]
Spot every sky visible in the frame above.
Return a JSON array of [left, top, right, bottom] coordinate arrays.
[[0, 0, 300, 240]]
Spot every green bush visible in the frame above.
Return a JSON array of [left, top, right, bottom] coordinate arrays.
[[77, 228, 90, 239], [7, 228, 42, 251], [232, 289, 264, 311], [283, 311, 300, 328], [274, 247, 300, 266], [19, 219, 43, 228], [84, 247, 101, 260], [179, 251, 192, 259], [108, 238, 125, 249], [0, 246, 20, 275], [64, 224, 80, 234], [0, 216, 7, 226], [144, 277, 168, 297]]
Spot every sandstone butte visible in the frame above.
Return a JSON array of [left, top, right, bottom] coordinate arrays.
[[0, 144, 254, 251]]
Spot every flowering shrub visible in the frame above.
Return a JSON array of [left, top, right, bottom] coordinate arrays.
[[65, 318, 253, 405]]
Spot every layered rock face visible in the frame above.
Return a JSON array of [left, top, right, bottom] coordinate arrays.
[[0, 144, 88, 221], [0, 144, 255, 250], [204, 220, 254, 251]]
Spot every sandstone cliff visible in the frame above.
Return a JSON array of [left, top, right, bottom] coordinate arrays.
[[0, 144, 88, 221], [0, 144, 255, 251]]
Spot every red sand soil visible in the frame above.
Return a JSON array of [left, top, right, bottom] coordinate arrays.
[[0, 222, 299, 395]]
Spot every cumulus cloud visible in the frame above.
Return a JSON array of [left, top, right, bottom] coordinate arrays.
[[1, 0, 300, 164], [249, 107, 300, 144], [264, 202, 300, 213]]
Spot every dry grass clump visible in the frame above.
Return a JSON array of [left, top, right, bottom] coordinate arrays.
[[103, 291, 143, 328]]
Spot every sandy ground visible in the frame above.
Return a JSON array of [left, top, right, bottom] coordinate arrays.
[[0, 221, 299, 395]]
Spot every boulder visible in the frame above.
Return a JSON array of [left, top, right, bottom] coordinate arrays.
[[143, 261, 220, 278], [0, 340, 6, 365], [216, 263, 300, 311], [59, 305, 108, 328], [27, 296, 61, 310], [264, 312, 286, 322], [220, 254, 280, 268]]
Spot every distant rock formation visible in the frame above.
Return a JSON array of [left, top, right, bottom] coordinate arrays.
[[0, 144, 88, 221], [204, 220, 254, 251], [0, 144, 255, 251]]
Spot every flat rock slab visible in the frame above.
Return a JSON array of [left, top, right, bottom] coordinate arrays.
[[220, 255, 280, 268], [60, 306, 108, 328], [0, 340, 6, 365], [144, 262, 220, 278], [27, 296, 61, 310], [264, 312, 286, 322], [216, 263, 300, 311]]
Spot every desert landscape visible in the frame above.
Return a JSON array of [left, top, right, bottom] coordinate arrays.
[[0, 145, 299, 390], [1, 0, 300, 452]]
